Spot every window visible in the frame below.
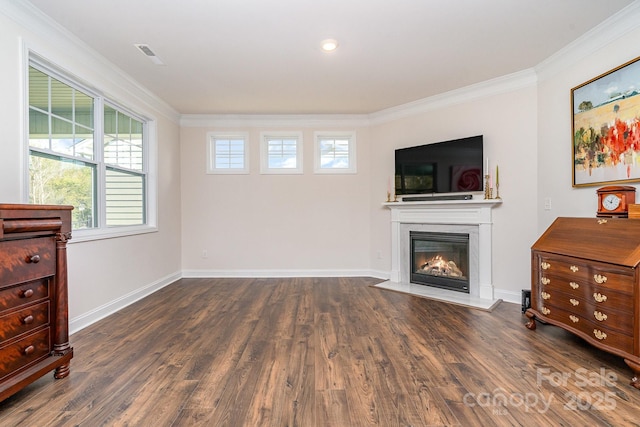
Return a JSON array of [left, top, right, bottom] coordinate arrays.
[[314, 131, 357, 174], [103, 105, 146, 226], [27, 56, 153, 236], [260, 132, 303, 174], [206, 132, 249, 174]]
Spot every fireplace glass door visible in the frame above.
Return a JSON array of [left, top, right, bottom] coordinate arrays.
[[410, 231, 470, 293]]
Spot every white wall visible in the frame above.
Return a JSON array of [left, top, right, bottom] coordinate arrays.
[[0, 3, 183, 331], [0, 8, 26, 201], [537, 11, 640, 232], [178, 76, 540, 303], [180, 122, 372, 276], [368, 82, 540, 302]]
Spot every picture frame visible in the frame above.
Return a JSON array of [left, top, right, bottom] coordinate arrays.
[[572, 55, 640, 187]]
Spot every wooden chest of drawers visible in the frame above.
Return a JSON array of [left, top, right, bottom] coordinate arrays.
[[0, 204, 73, 401], [526, 217, 640, 389]]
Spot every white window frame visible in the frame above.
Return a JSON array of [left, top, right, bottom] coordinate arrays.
[[25, 53, 157, 242], [206, 132, 250, 174], [260, 131, 303, 174], [314, 131, 357, 174]]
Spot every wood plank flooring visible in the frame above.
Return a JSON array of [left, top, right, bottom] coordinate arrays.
[[1, 277, 640, 426]]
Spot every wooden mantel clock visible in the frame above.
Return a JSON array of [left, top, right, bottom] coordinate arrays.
[[597, 185, 636, 218]]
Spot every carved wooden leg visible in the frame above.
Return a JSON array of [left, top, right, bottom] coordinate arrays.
[[524, 310, 537, 330], [624, 359, 640, 390], [54, 363, 71, 379]]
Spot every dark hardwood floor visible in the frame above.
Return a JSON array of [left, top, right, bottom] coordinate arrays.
[[1, 277, 640, 426]]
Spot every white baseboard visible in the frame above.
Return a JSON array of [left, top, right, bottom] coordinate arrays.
[[69, 271, 181, 335], [367, 270, 390, 281], [69, 269, 523, 335], [494, 288, 523, 305], [181, 269, 375, 278]]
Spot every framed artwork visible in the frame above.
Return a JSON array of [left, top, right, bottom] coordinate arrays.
[[572, 56, 640, 187]]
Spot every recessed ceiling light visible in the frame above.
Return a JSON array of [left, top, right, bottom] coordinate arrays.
[[321, 39, 339, 52]]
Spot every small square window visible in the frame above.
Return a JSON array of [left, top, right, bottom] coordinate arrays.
[[207, 133, 249, 174], [314, 131, 356, 174], [260, 132, 303, 174]]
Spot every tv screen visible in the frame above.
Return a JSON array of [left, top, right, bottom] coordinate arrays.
[[395, 135, 483, 195]]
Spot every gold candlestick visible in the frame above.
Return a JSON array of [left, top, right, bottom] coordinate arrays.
[[484, 174, 492, 199], [387, 191, 392, 203], [495, 165, 500, 199]]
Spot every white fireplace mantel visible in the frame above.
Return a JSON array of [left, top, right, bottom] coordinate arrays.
[[384, 198, 502, 302]]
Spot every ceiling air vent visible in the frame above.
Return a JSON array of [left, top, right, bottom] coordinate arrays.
[[134, 44, 165, 65]]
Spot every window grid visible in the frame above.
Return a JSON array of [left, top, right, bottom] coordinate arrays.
[[215, 139, 244, 169], [260, 132, 303, 174], [207, 133, 249, 174], [267, 138, 298, 169], [27, 60, 149, 231], [28, 67, 95, 161], [104, 105, 144, 171], [314, 131, 357, 174], [319, 138, 350, 168]]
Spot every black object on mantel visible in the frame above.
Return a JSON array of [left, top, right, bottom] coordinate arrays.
[[402, 194, 473, 202]]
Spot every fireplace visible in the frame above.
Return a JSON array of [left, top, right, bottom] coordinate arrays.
[[385, 199, 501, 301], [410, 231, 470, 293]]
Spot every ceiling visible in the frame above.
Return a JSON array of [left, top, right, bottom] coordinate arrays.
[[27, 0, 636, 115]]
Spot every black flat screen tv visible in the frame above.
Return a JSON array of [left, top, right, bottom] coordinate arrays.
[[395, 135, 483, 195]]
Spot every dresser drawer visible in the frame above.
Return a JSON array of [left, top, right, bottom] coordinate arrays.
[[0, 237, 55, 286], [0, 301, 49, 343], [539, 288, 633, 335], [538, 278, 633, 315], [538, 256, 634, 295], [541, 304, 634, 354], [0, 328, 51, 380], [0, 279, 49, 313]]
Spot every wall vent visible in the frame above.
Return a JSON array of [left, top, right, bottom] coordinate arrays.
[[134, 44, 164, 65]]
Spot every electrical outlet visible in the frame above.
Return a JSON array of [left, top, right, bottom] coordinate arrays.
[[202, 250, 208, 258], [544, 197, 552, 211]]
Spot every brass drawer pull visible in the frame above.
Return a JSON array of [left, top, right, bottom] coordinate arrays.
[[19, 289, 34, 298], [27, 254, 41, 264], [593, 274, 607, 284], [541, 262, 550, 270], [22, 315, 34, 325], [541, 307, 550, 315], [23, 345, 35, 356], [569, 282, 579, 290], [593, 329, 607, 340], [570, 265, 579, 272], [593, 293, 608, 303], [594, 311, 607, 321], [541, 277, 550, 285], [541, 292, 550, 300], [570, 298, 579, 306], [569, 315, 579, 323]]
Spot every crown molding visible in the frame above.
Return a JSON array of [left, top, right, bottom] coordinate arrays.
[[368, 69, 537, 125], [1, 0, 180, 124], [181, 70, 537, 128], [180, 114, 370, 128], [535, 0, 640, 82]]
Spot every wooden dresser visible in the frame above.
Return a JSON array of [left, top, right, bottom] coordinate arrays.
[[0, 204, 73, 401], [526, 217, 640, 389]]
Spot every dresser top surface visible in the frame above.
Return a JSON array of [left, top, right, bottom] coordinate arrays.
[[533, 217, 640, 267]]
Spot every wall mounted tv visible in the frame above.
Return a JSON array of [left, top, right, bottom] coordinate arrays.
[[395, 135, 483, 196]]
